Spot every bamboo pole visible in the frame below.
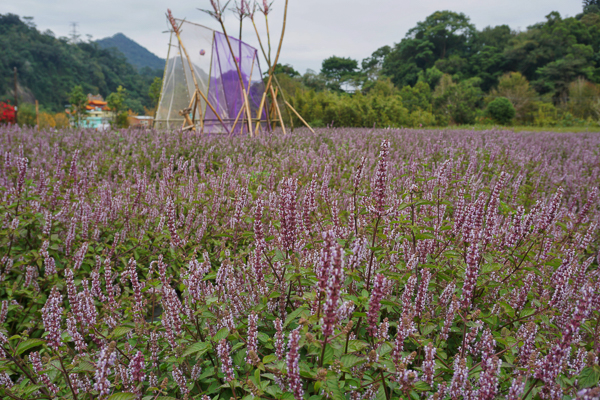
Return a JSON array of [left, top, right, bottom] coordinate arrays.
[[167, 10, 230, 134], [153, 30, 172, 129], [269, 87, 278, 130], [285, 100, 315, 134], [231, 57, 255, 135], [230, 104, 246, 136], [270, 85, 286, 135], [250, 0, 290, 134], [13, 68, 18, 123], [181, 94, 196, 130], [272, 73, 295, 131], [260, 7, 295, 132], [250, 17, 269, 69], [254, 89, 269, 133], [197, 92, 204, 133], [269, 86, 278, 131]]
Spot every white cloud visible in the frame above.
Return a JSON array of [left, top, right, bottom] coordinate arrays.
[[3, 0, 583, 74]]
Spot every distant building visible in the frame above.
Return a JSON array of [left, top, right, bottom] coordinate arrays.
[[129, 115, 154, 128], [83, 94, 112, 130], [66, 94, 113, 130]]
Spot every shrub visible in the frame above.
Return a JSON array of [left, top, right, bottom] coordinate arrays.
[[409, 108, 436, 127], [487, 96, 516, 125], [54, 113, 71, 129], [38, 112, 56, 129], [16, 103, 36, 127], [568, 77, 600, 120], [0, 101, 15, 124]]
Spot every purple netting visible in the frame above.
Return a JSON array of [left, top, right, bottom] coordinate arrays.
[[204, 32, 268, 134]]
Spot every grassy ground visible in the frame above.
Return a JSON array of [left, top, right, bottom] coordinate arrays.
[[425, 124, 600, 133]]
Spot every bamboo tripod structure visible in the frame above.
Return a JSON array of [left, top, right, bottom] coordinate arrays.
[[163, 5, 313, 136]]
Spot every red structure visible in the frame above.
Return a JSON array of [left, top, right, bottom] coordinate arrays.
[[0, 101, 16, 124]]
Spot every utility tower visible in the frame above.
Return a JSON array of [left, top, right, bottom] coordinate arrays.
[[70, 22, 80, 43]]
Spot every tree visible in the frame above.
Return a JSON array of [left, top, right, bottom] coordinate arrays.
[[433, 75, 483, 125], [148, 77, 162, 109], [417, 66, 444, 89], [400, 81, 432, 112], [408, 11, 477, 60], [301, 70, 327, 92], [382, 11, 477, 87], [583, 0, 600, 14], [468, 25, 514, 91], [504, 12, 598, 100], [535, 54, 595, 101], [273, 63, 300, 78], [567, 77, 600, 119], [321, 56, 362, 91], [321, 56, 358, 81], [476, 25, 514, 51], [361, 46, 391, 81], [487, 97, 516, 125], [363, 77, 398, 97], [69, 85, 88, 127], [107, 85, 128, 128]]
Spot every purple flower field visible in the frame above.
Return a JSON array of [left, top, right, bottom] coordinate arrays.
[[0, 125, 599, 399]]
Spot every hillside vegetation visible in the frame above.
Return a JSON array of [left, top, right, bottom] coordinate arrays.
[[0, 14, 161, 114], [96, 33, 165, 71]]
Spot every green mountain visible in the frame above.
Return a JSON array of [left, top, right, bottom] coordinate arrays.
[[0, 14, 162, 113], [97, 33, 165, 72]]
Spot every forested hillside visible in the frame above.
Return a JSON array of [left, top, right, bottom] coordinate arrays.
[[97, 33, 165, 71], [2, 5, 600, 127], [0, 14, 161, 113], [278, 5, 600, 128]]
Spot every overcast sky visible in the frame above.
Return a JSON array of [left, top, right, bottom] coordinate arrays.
[[3, 1, 584, 74]]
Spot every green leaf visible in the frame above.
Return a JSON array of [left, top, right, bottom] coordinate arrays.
[[273, 249, 286, 262], [325, 379, 345, 400], [347, 340, 369, 353], [421, 324, 436, 336], [110, 326, 132, 338], [16, 339, 45, 355], [183, 341, 210, 357], [23, 384, 43, 395], [71, 361, 96, 373], [108, 394, 136, 400], [284, 306, 307, 328], [323, 345, 334, 365], [263, 354, 278, 364], [413, 381, 432, 391], [213, 328, 229, 342], [257, 332, 270, 344], [340, 354, 364, 368], [579, 366, 600, 388], [231, 342, 245, 352]]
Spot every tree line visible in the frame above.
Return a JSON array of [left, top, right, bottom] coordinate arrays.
[[276, 4, 600, 128]]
